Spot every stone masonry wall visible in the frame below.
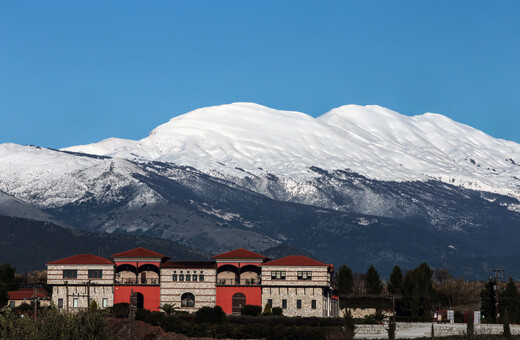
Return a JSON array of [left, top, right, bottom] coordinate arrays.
[[52, 284, 114, 310], [160, 268, 216, 312], [262, 286, 324, 317], [47, 264, 114, 285]]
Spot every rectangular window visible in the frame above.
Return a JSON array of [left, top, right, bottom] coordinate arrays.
[[58, 299, 63, 309], [88, 270, 102, 279], [179, 274, 184, 281], [199, 273, 204, 281], [102, 298, 108, 308], [9, 301, 15, 309], [297, 299, 302, 309], [282, 299, 287, 309], [312, 300, 316, 309], [73, 298, 78, 308], [297, 271, 312, 280], [63, 270, 77, 279], [172, 274, 177, 281], [267, 299, 272, 307], [271, 271, 286, 280], [186, 274, 191, 281], [192, 274, 198, 281]]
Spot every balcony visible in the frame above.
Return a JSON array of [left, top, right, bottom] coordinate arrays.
[[217, 278, 261, 286], [115, 278, 160, 285]]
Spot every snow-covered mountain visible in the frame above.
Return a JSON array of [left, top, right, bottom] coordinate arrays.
[[1, 102, 520, 278], [64, 103, 520, 199]]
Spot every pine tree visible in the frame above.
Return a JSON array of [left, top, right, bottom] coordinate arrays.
[[365, 265, 383, 295], [388, 265, 403, 295], [337, 265, 354, 295]]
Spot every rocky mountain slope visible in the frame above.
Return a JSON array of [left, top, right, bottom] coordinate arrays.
[[1, 103, 519, 278]]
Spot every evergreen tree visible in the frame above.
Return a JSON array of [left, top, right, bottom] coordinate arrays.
[[336, 265, 354, 295], [499, 277, 520, 324], [503, 309, 511, 339], [466, 312, 474, 340], [388, 265, 403, 295], [365, 266, 383, 295], [399, 263, 435, 319], [480, 278, 496, 323], [388, 315, 396, 340], [0, 263, 19, 307]]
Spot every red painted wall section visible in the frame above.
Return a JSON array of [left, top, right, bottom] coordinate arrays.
[[114, 286, 161, 311], [216, 286, 262, 314]]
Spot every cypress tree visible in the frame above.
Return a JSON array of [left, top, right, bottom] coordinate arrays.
[[503, 309, 512, 339], [499, 277, 520, 323], [337, 265, 354, 295], [480, 278, 496, 323], [388, 265, 403, 295], [400, 263, 435, 319], [388, 315, 396, 340], [365, 265, 383, 295]]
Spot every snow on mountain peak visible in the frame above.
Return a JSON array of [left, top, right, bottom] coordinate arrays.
[[36, 102, 520, 198]]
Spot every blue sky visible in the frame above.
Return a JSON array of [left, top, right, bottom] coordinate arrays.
[[1, 1, 519, 148]]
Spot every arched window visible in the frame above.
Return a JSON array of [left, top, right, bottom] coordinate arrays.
[[181, 292, 195, 307]]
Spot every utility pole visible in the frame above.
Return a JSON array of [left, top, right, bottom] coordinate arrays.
[[33, 286, 38, 320], [491, 269, 505, 323]]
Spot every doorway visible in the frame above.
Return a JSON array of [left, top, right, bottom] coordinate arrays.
[[232, 293, 246, 314]]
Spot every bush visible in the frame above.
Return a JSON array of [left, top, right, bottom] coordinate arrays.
[[195, 306, 226, 324], [263, 303, 272, 315], [272, 306, 283, 316], [135, 308, 165, 326], [240, 304, 262, 316], [0, 306, 108, 340], [111, 302, 129, 318]]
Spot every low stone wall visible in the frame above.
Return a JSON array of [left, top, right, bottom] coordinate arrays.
[[355, 322, 520, 337], [355, 324, 412, 335]]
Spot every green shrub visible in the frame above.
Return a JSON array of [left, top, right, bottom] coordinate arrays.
[[240, 304, 262, 316], [263, 303, 272, 315], [272, 306, 283, 316], [195, 306, 226, 324], [111, 302, 129, 318]]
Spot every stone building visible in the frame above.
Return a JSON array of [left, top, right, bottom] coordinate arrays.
[[261, 255, 339, 317], [46, 254, 115, 311], [160, 261, 217, 312], [46, 247, 339, 317]]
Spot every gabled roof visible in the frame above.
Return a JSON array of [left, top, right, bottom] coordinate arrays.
[[162, 261, 216, 269], [8, 288, 49, 300], [111, 247, 167, 259], [213, 248, 267, 260], [46, 254, 113, 265], [261, 255, 329, 267]]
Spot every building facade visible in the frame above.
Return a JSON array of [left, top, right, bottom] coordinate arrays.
[[46, 247, 339, 317]]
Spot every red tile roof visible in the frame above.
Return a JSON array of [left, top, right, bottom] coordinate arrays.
[[111, 247, 167, 258], [261, 255, 329, 267], [213, 248, 267, 259], [8, 288, 49, 300], [46, 254, 113, 265]]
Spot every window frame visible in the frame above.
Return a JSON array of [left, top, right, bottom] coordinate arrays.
[[88, 269, 102, 279], [297, 271, 312, 280], [271, 271, 286, 280], [63, 269, 77, 279]]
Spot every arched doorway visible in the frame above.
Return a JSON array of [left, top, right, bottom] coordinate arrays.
[[181, 292, 195, 307], [136, 292, 144, 309], [232, 293, 246, 314]]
